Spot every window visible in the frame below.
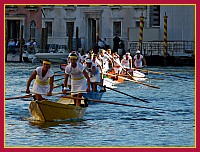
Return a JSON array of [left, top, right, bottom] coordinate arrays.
[[66, 22, 74, 37], [45, 21, 52, 37], [136, 20, 140, 27], [113, 21, 121, 36]]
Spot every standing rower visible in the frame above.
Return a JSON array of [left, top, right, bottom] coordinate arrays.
[[63, 54, 90, 107], [26, 59, 54, 101]]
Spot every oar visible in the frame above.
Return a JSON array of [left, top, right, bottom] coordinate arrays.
[[62, 96, 163, 111], [53, 84, 63, 89], [139, 69, 190, 79], [54, 77, 64, 82], [124, 70, 160, 89], [105, 72, 144, 78], [54, 70, 64, 73], [54, 73, 65, 76], [5, 94, 34, 100], [108, 55, 160, 89], [28, 91, 87, 96], [21, 91, 65, 96], [127, 76, 160, 89], [105, 72, 164, 80], [119, 72, 164, 80], [104, 72, 160, 89], [96, 83, 149, 103]]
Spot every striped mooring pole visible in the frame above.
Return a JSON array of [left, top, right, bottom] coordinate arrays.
[[139, 15, 144, 51], [163, 12, 168, 59]]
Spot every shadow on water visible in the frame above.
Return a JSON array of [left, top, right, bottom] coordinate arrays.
[[28, 118, 87, 129]]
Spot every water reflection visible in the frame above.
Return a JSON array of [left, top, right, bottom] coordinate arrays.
[[29, 119, 87, 129]]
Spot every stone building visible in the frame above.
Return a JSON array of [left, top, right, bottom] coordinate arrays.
[[5, 5, 195, 55], [41, 5, 194, 54], [41, 5, 161, 51]]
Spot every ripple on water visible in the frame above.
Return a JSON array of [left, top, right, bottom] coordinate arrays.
[[5, 63, 195, 147]]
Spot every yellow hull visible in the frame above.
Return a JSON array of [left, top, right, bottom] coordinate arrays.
[[29, 98, 87, 121]]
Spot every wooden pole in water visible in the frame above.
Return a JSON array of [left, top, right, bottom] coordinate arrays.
[[138, 14, 144, 51], [163, 12, 168, 65]]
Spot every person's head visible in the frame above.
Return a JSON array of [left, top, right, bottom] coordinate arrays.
[[107, 49, 111, 54], [89, 49, 94, 54], [42, 59, 51, 70], [125, 52, 130, 59], [99, 49, 105, 56], [136, 50, 140, 56], [69, 54, 78, 63], [136, 50, 140, 54], [86, 58, 92, 67]]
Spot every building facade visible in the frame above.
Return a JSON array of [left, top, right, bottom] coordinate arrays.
[[41, 5, 194, 53], [5, 5, 42, 44], [41, 5, 161, 51], [5, 5, 195, 54]]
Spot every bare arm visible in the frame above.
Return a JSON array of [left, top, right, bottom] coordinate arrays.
[[47, 76, 54, 95], [132, 58, 135, 68], [26, 70, 37, 93], [63, 74, 69, 93], [129, 59, 133, 69], [83, 70, 90, 92]]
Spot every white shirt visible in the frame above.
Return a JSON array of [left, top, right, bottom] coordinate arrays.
[[134, 54, 143, 67], [65, 62, 85, 79]]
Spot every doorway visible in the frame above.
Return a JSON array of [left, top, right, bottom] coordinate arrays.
[[88, 18, 99, 51], [7, 20, 21, 41]]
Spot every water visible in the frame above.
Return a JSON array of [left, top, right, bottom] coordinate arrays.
[[5, 62, 195, 147]]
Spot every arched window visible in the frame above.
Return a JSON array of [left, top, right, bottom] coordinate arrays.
[[30, 20, 36, 40]]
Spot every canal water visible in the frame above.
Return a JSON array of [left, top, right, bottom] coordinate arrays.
[[5, 62, 195, 147]]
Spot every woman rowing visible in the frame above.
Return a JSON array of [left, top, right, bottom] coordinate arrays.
[[63, 54, 90, 107], [133, 50, 147, 69], [26, 59, 54, 101], [121, 52, 132, 74], [84, 58, 101, 92]]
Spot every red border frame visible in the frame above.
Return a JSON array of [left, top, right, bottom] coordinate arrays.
[[2, 1, 199, 152]]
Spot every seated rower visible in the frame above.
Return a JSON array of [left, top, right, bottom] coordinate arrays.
[[133, 50, 147, 69], [121, 52, 132, 74]]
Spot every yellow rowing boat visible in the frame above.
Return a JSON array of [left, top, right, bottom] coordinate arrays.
[[29, 97, 87, 121]]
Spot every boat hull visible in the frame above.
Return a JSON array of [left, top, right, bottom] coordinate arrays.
[[34, 53, 69, 63], [132, 71, 147, 81], [29, 99, 87, 121]]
